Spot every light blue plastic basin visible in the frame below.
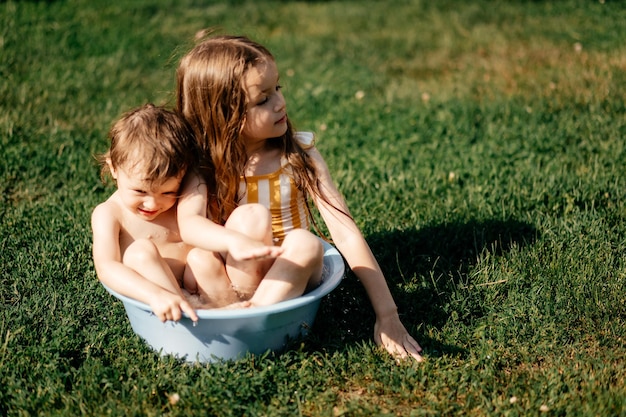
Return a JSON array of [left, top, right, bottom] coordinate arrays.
[[102, 241, 344, 362]]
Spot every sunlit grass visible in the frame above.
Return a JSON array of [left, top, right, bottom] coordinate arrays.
[[1, 0, 625, 415]]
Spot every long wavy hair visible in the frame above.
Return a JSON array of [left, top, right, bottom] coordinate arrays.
[[176, 34, 332, 225]]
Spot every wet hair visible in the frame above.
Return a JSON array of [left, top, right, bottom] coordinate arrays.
[[100, 103, 198, 188], [176, 33, 336, 225]]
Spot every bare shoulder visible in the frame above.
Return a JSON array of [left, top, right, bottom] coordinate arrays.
[[295, 131, 315, 148], [304, 145, 332, 178], [297, 132, 326, 162], [91, 194, 122, 228]]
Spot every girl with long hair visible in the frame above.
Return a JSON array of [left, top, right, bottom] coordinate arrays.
[[175, 34, 423, 360]]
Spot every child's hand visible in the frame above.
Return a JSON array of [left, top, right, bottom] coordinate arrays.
[[228, 237, 283, 261], [150, 291, 199, 323], [374, 312, 423, 362]]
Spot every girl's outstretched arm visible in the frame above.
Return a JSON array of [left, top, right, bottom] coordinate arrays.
[[307, 147, 423, 361], [177, 173, 283, 260]]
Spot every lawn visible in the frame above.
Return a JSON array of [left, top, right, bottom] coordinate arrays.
[[1, 0, 625, 415]]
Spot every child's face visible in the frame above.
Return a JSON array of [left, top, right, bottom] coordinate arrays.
[[111, 165, 183, 221], [241, 60, 288, 145]]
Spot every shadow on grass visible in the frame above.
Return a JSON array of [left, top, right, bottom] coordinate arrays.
[[308, 217, 538, 358]]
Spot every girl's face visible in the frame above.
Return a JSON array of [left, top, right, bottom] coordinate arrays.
[[241, 59, 288, 146], [110, 164, 183, 221]]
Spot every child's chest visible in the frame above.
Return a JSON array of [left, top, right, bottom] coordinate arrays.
[[118, 210, 188, 256]]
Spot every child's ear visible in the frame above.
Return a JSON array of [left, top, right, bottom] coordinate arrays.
[[106, 158, 118, 180]]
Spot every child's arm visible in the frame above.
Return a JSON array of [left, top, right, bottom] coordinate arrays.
[[307, 148, 423, 361], [177, 173, 283, 260], [91, 202, 198, 322]]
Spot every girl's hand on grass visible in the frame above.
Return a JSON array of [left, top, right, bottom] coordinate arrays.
[[150, 292, 198, 323], [374, 313, 423, 362]]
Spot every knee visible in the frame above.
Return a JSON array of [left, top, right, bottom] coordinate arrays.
[[123, 239, 159, 267], [226, 204, 272, 240], [187, 248, 224, 275], [283, 230, 323, 261]]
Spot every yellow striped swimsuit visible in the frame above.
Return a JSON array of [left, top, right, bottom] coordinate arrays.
[[238, 132, 315, 244]]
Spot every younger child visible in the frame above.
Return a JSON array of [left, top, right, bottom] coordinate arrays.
[[175, 34, 423, 360], [92, 104, 226, 322]]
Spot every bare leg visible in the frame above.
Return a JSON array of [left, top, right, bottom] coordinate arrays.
[[185, 248, 239, 308], [248, 229, 324, 306], [223, 204, 275, 298], [123, 238, 183, 297]]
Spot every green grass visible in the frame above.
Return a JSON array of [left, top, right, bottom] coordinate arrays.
[[1, 0, 625, 415]]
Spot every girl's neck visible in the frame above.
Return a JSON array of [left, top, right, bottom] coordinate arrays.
[[244, 144, 282, 176], [243, 139, 269, 156]]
